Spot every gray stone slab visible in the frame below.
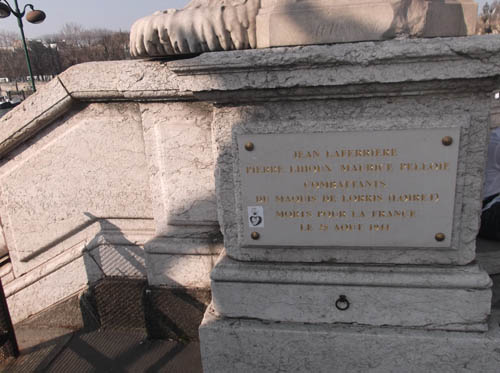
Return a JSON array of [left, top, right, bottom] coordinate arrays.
[[0, 103, 153, 270], [211, 254, 491, 331], [0, 78, 72, 158], [169, 35, 500, 94], [215, 104, 488, 264], [256, 0, 477, 49], [200, 307, 500, 373]]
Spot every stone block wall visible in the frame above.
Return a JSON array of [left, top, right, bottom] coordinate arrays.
[[0, 34, 498, 325], [0, 62, 222, 323]]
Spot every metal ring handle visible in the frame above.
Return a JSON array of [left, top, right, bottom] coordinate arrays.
[[335, 295, 350, 311]]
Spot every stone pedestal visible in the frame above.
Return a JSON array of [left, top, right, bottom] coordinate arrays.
[[200, 308, 500, 373], [257, 0, 478, 48], [211, 256, 491, 332], [169, 35, 500, 372]]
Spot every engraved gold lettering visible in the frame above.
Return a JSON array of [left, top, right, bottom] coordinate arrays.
[[256, 195, 268, 204], [294, 150, 321, 159], [369, 224, 390, 232], [388, 193, 440, 202], [399, 162, 449, 171], [276, 210, 312, 218], [351, 210, 366, 218], [326, 148, 397, 158], [340, 163, 393, 172], [322, 195, 337, 203], [304, 180, 387, 189], [341, 194, 384, 203], [246, 165, 282, 174], [276, 195, 317, 203], [335, 224, 363, 232], [370, 210, 416, 218], [317, 210, 347, 218], [289, 164, 333, 173], [300, 224, 313, 231]]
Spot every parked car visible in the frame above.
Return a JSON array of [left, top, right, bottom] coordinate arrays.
[[0, 101, 13, 109], [0, 99, 21, 110]]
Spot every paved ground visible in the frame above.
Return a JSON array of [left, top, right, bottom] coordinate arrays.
[[0, 327, 203, 372]]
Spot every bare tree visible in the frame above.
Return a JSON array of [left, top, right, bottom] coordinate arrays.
[[0, 23, 130, 81], [477, 1, 500, 34], [0, 30, 17, 48]]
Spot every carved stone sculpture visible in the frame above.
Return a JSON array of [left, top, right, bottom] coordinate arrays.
[[130, 0, 477, 57], [130, 0, 260, 56]]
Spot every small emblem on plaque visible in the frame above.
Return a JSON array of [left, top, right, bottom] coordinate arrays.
[[248, 206, 264, 228]]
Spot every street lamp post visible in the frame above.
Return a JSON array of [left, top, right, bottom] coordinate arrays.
[[0, 0, 46, 92]]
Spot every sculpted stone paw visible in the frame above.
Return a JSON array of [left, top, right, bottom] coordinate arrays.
[[130, 0, 260, 57]]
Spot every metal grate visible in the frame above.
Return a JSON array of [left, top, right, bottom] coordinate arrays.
[[93, 278, 147, 331], [144, 287, 211, 341]]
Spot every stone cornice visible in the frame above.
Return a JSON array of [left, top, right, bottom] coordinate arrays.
[[169, 35, 500, 91], [0, 35, 498, 159]]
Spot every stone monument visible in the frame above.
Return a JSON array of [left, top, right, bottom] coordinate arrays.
[[129, 0, 500, 371], [130, 0, 477, 56]]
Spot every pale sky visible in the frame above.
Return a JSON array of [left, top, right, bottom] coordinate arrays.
[[0, 1, 190, 37], [0, 0, 490, 38]]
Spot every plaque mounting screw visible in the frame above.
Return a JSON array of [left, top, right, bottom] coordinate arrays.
[[245, 142, 254, 151], [251, 232, 260, 240], [435, 233, 446, 242], [442, 136, 453, 146]]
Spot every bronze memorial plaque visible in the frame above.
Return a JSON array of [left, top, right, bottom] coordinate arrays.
[[238, 128, 461, 247]]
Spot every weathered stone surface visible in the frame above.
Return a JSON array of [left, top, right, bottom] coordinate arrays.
[[0, 218, 153, 323], [140, 102, 217, 233], [0, 262, 14, 285], [140, 101, 222, 288], [214, 102, 490, 264], [146, 236, 222, 256], [1, 36, 498, 157], [0, 35, 497, 330], [200, 307, 500, 373], [492, 93, 500, 128], [169, 35, 500, 93], [6, 255, 103, 324], [58, 61, 186, 101], [0, 224, 7, 258], [211, 255, 492, 331], [2, 218, 154, 294], [198, 35, 499, 372], [130, 0, 260, 56], [147, 252, 219, 288], [144, 235, 222, 287], [0, 77, 72, 158], [257, 0, 477, 49], [15, 292, 86, 331], [130, 0, 477, 56], [89, 245, 147, 279], [0, 103, 153, 276]]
